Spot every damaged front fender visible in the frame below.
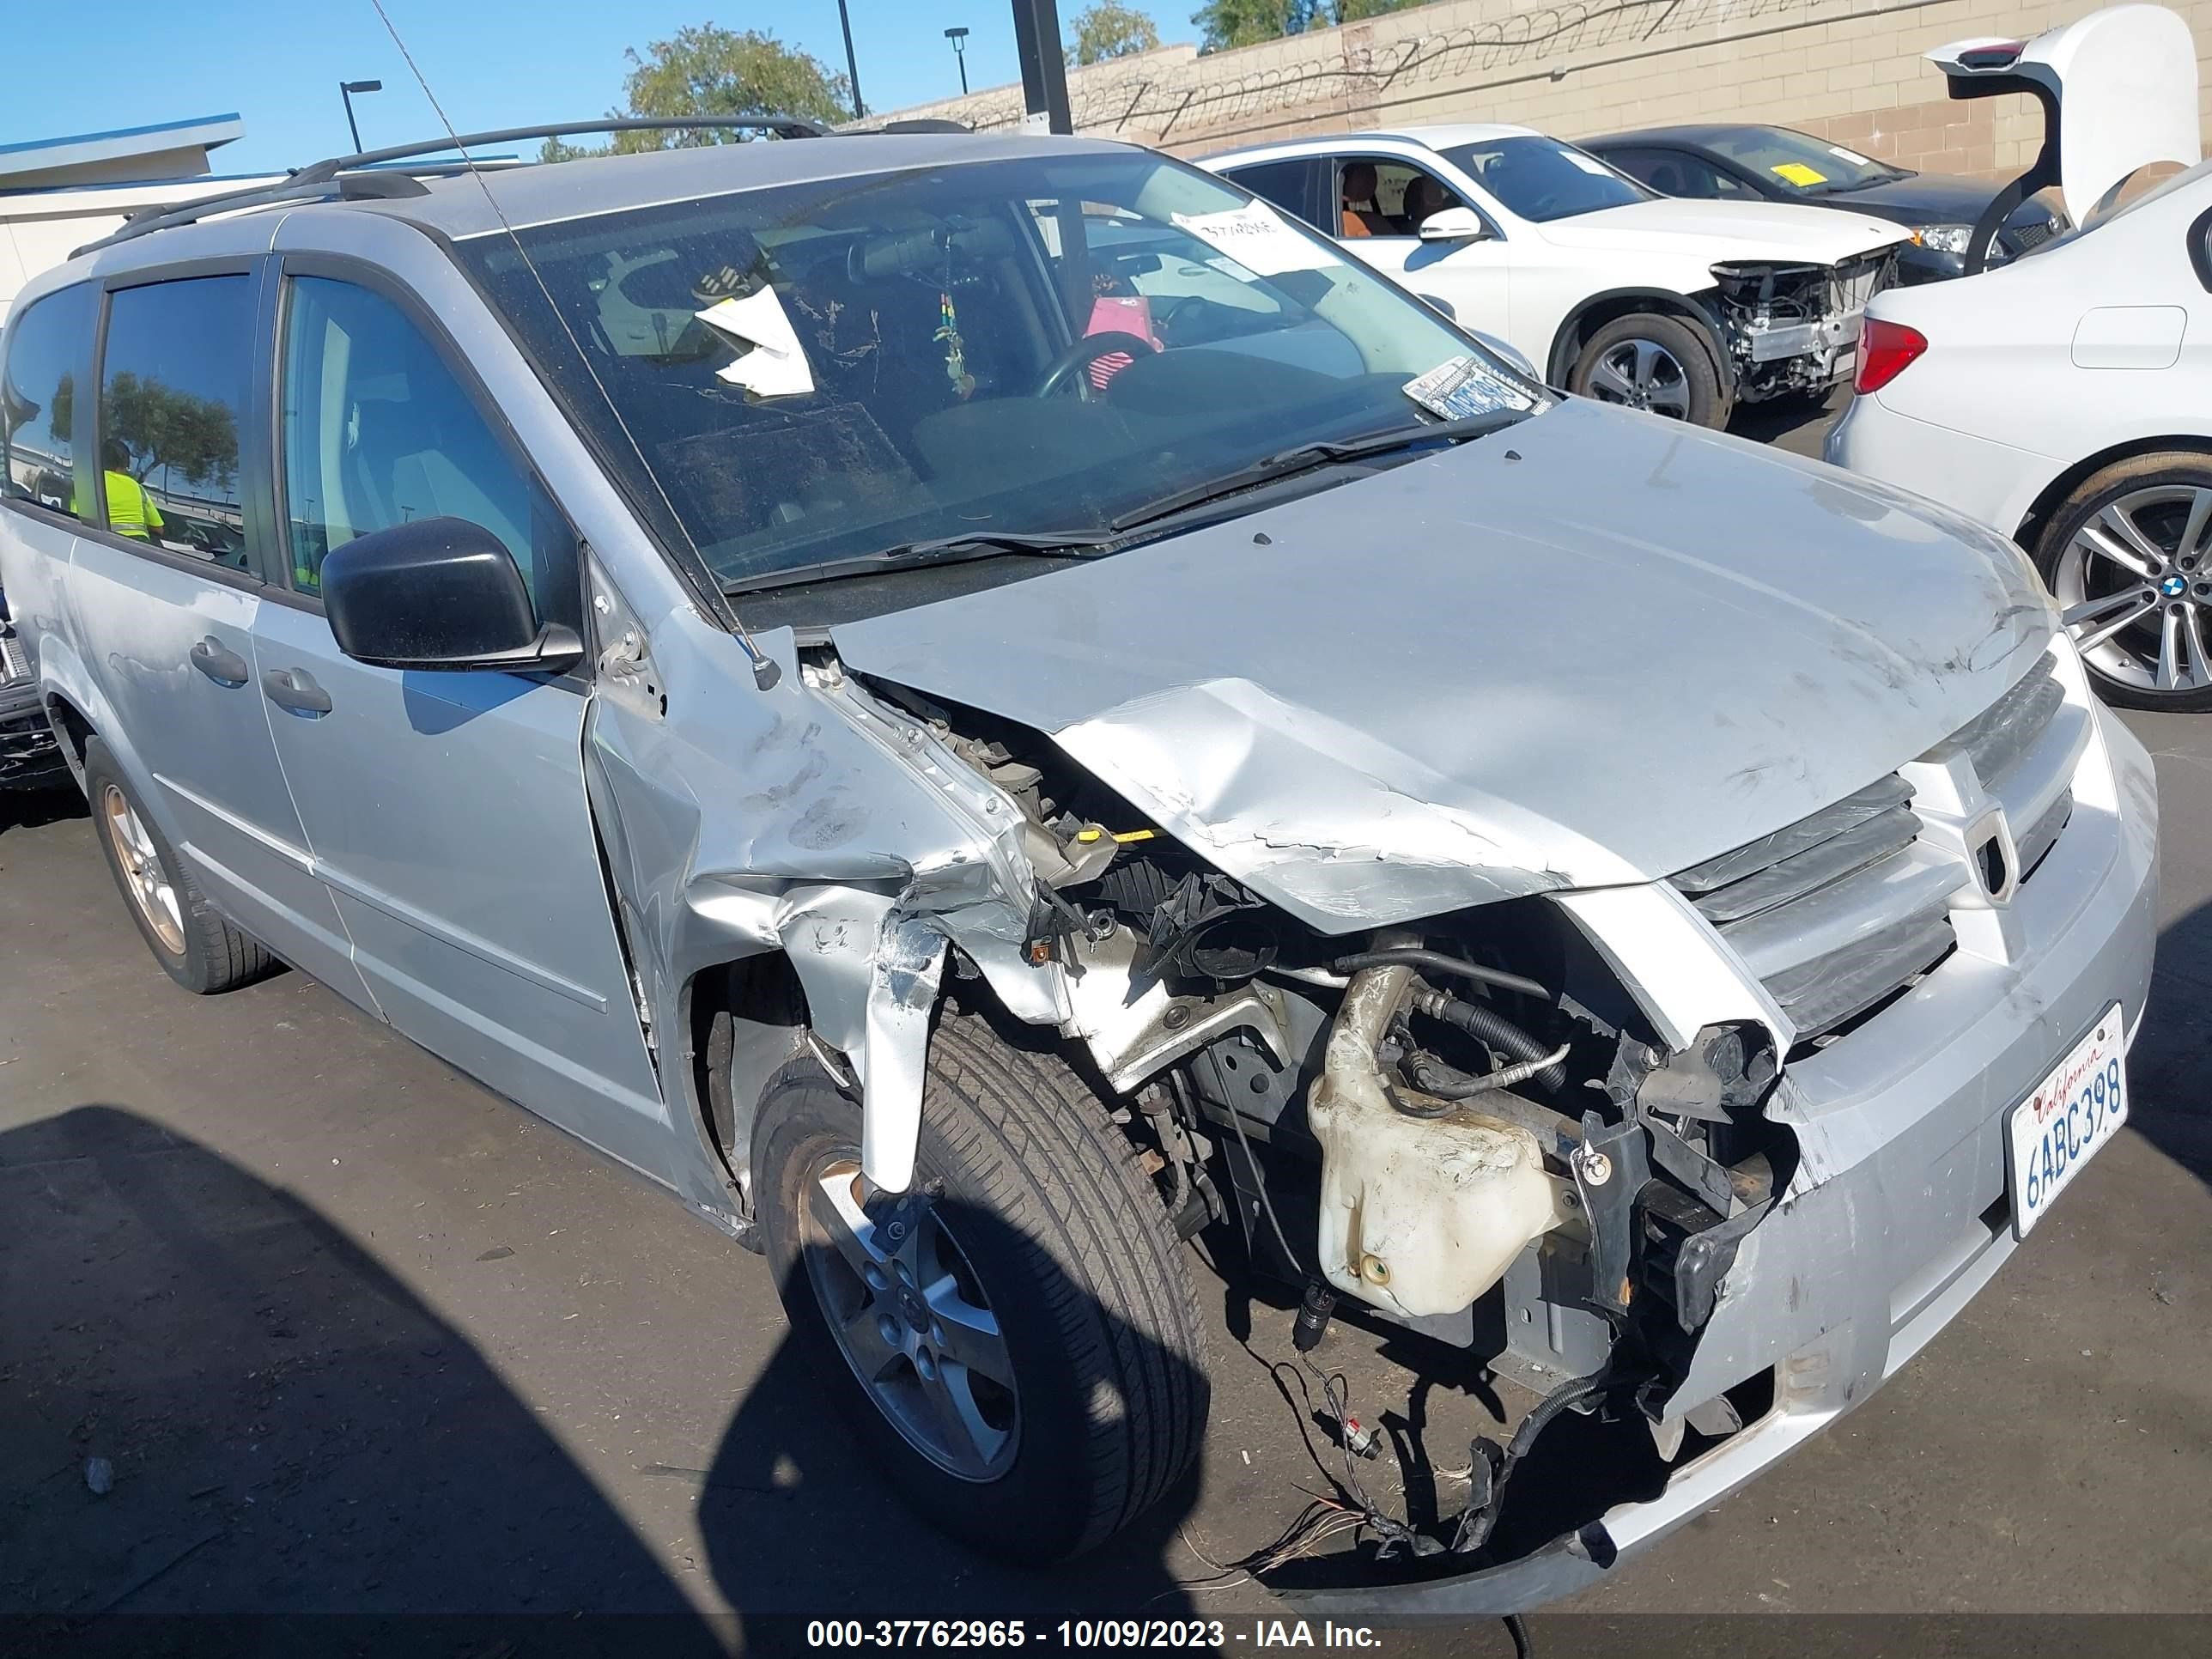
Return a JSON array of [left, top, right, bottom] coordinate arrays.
[[580, 565, 1066, 1212]]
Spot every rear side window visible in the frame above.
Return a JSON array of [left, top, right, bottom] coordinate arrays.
[[1606, 149, 1753, 201], [3, 284, 96, 522], [97, 276, 254, 568], [278, 276, 576, 626], [1222, 160, 1316, 225]]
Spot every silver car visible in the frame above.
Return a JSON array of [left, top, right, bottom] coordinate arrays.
[[0, 128, 2158, 1609]]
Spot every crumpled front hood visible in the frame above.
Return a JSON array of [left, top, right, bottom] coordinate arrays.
[[828, 398, 2054, 933], [1535, 198, 1910, 264]]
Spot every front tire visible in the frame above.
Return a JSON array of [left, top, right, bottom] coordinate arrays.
[[1569, 313, 1725, 428], [2036, 453, 2212, 711], [82, 736, 278, 994], [753, 1012, 1208, 1563]]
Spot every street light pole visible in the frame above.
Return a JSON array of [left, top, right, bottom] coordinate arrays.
[[945, 27, 971, 95], [339, 79, 383, 153], [836, 0, 866, 119]]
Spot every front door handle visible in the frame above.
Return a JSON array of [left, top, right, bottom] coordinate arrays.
[[262, 666, 333, 716], [189, 636, 250, 687]]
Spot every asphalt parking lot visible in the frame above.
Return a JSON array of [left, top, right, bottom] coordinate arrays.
[[3, 393, 2208, 1635]]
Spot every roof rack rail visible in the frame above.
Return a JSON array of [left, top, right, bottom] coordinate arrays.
[[70, 114, 829, 258], [287, 114, 830, 185]]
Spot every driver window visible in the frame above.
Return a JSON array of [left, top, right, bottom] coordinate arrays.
[[280, 276, 576, 629], [1334, 158, 1468, 237]]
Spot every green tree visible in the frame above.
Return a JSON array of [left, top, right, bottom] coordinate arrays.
[[1070, 1, 1162, 64], [1192, 0, 1423, 51], [539, 25, 853, 161], [100, 373, 239, 494]]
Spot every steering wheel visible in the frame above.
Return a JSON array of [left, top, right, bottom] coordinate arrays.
[[1034, 330, 1160, 399]]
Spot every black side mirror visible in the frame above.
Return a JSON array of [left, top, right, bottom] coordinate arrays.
[[322, 517, 584, 675]]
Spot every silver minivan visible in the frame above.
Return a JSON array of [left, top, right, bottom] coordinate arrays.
[[0, 127, 2158, 1609]]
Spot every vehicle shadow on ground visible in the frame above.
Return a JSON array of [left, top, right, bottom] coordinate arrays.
[[0, 782, 85, 840], [2122, 895, 2212, 1190], [0, 1104, 723, 1652]]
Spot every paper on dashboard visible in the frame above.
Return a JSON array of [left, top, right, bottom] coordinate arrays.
[[1170, 203, 1338, 276], [697, 288, 816, 398]]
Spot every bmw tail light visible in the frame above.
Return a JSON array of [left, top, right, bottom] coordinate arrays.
[[1855, 318, 1927, 394]]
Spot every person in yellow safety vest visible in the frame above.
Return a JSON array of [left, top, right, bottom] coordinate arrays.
[[100, 440, 165, 543]]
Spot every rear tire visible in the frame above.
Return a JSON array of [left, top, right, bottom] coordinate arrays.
[[2034, 452, 2212, 711], [753, 1012, 1208, 1563], [1569, 312, 1726, 428], [82, 737, 278, 994]]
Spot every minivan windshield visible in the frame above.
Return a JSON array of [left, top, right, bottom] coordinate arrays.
[[1440, 137, 1651, 221], [459, 151, 1538, 590]]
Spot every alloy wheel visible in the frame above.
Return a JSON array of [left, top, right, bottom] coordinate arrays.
[[800, 1156, 1020, 1481], [2056, 484, 2212, 696], [100, 784, 185, 954], [1585, 337, 1692, 418]]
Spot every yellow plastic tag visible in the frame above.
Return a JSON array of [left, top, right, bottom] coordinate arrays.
[[1771, 162, 1828, 186]]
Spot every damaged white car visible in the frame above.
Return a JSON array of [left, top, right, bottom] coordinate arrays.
[[0, 124, 2158, 1608], [1200, 125, 1911, 428]]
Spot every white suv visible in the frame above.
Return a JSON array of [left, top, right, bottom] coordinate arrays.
[[1203, 124, 1909, 427]]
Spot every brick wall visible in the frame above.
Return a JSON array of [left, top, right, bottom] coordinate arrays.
[[872, 0, 2212, 180]]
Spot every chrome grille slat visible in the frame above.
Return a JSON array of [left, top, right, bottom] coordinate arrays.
[[1673, 775, 1911, 896], [2017, 788, 2073, 878], [1922, 656, 2059, 787], [1763, 908, 1954, 1038], [1984, 696, 2087, 850], [1723, 848, 1966, 985], [1686, 803, 1925, 925], [1669, 648, 2077, 1047]]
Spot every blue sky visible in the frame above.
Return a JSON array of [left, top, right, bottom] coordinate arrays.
[[5, 1, 1193, 174]]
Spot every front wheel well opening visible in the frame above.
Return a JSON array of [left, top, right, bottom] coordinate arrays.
[[1549, 291, 1723, 386], [2015, 435, 2212, 550], [690, 954, 811, 1190]]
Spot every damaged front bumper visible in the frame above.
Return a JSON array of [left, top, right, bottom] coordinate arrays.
[[1285, 702, 2157, 1614], [1713, 249, 1896, 400]]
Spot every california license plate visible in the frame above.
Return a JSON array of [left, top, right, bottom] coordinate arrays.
[[2006, 1004, 2126, 1238]]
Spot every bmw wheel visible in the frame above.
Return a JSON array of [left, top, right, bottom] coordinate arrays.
[[2039, 454, 2212, 711]]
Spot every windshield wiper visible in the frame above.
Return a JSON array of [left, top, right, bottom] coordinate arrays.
[[1109, 409, 1524, 533], [722, 529, 1117, 594], [868, 529, 1118, 562]]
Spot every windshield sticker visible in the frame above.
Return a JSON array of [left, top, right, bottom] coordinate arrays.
[[1403, 355, 1547, 421], [1772, 161, 1829, 186], [1170, 204, 1336, 275], [1563, 149, 1615, 176], [696, 288, 815, 398], [1828, 144, 1874, 166]]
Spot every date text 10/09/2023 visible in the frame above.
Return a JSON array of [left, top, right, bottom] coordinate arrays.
[[805, 1620, 1385, 1650]]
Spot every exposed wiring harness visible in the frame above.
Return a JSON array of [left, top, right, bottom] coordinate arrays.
[[1449, 1364, 1615, 1556]]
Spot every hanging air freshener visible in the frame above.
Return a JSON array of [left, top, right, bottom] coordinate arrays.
[[936, 289, 975, 400]]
